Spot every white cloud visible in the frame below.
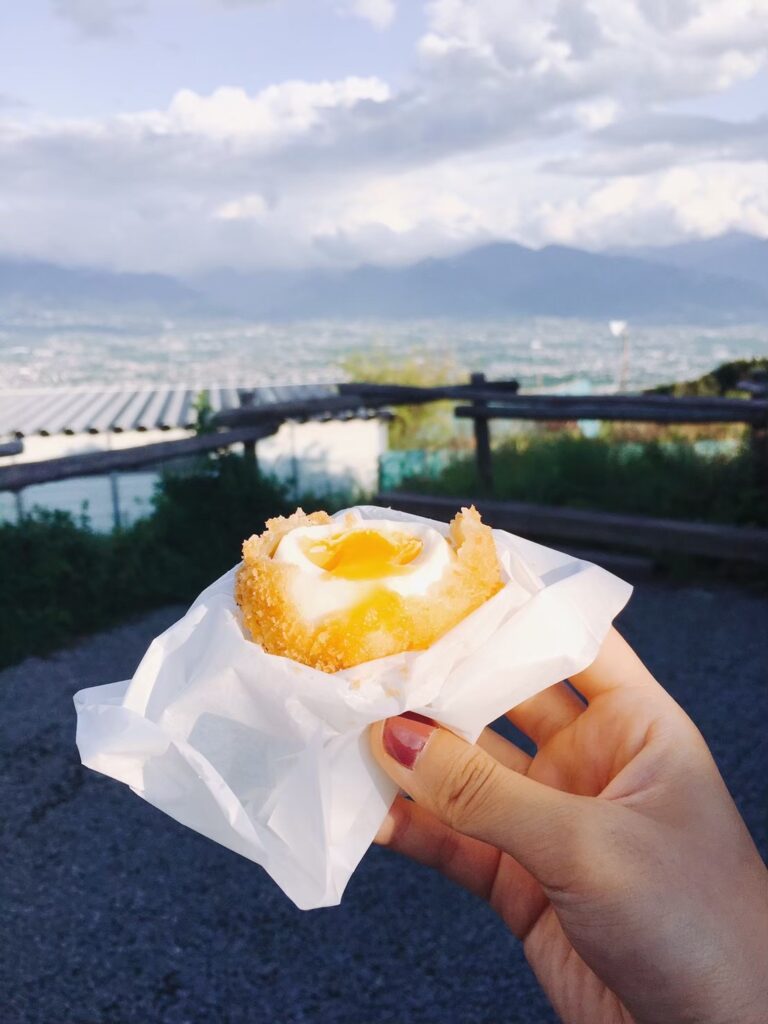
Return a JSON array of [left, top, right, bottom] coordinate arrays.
[[420, 0, 768, 106], [215, 192, 269, 220], [345, 0, 397, 30], [525, 163, 768, 247], [312, 171, 494, 263], [4, 0, 768, 271], [145, 78, 391, 140]]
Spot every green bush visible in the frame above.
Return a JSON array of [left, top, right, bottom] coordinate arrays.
[[650, 357, 768, 397], [120, 454, 295, 600], [0, 510, 110, 667], [0, 455, 309, 670], [403, 434, 767, 528]]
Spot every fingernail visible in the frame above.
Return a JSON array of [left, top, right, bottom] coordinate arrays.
[[383, 715, 436, 770]]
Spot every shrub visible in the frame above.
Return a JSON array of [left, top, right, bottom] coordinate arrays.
[[0, 510, 111, 667], [403, 434, 766, 528], [650, 357, 768, 398], [0, 455, 313, 670]]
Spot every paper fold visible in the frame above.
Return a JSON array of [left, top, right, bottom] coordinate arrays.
[[74, 505, 632, 909]]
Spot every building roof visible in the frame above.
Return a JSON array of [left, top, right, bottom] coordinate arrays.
[[0, 383, 375, 437]]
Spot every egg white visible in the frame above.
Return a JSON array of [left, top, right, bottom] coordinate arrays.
[[272, 518, 454, 622]]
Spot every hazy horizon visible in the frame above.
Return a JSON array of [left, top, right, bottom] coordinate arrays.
[[3, 314, 767, 393]]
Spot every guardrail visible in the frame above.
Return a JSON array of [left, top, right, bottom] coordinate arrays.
[[0, 391, 388, 493], [345, 373, 768, 491], [2, 374, 765, 561], [0, 439, 23, 458], [0, 424, 280, 491], [376, 492, 768, 566]]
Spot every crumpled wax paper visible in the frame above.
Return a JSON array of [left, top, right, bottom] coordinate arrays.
[[74, 505, 632, 910]]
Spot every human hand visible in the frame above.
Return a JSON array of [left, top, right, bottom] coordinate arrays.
[[370, 628, 768, 1024]]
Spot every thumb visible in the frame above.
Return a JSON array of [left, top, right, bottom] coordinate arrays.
[[370, 715, 580, 881]]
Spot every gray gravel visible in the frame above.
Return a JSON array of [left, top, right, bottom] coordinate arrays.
[[2, 583, 766, 1024]]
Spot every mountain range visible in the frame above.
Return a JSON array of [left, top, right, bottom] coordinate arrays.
[[1, 232, 766, 322]]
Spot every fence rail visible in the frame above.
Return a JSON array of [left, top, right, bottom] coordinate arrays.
[[339, 375, 768, 489], [0, 439, 23, 458], [0, 424, 279, 491], [336, 381, 522, 404], [211, 395, 387, 429], [2, 374, 765, 563], [376, 491, 768, 565], [454, 395, 768, 425]]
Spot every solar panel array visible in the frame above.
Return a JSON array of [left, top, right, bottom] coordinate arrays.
[[0, 384, 342, 437]]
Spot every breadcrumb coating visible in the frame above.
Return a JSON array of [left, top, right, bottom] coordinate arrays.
[[235, 507, 503, 673]]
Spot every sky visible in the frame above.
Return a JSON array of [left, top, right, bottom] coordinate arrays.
[[0, 0, 767, 274]]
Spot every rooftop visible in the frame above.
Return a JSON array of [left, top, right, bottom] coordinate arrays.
[[0, 383, 359, 438]]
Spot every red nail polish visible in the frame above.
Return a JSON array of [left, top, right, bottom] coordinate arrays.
[[383, 715, 435, 770]]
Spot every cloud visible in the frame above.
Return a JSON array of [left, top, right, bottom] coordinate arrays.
[[525, 163, 768, 247], [155, 78, 391, 139], [345, 0, 397, 30], [5, 0, 768, 272], [544, 113, 768, 176], [215, 193, 269, 220], [52, 0, 146, 37], [420, 0, 768, 102]]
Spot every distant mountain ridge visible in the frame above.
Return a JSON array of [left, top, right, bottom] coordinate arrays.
[[0, 258, 205, 315], [611, 232, 768, 291], [190, 237, 768, 321], [1, 233, 766, 322]]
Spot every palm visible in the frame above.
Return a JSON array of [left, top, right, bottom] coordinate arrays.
[[494, 687, 661, 1024], [378, 628, 767, 1024]]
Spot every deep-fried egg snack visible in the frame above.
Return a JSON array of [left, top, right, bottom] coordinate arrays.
[[235, 507, 503, 672]]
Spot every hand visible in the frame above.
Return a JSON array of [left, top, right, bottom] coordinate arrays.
[[370, 628, 768, 1024]]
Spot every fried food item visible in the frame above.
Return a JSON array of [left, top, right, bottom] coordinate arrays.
[[235, 506, 503, 672]]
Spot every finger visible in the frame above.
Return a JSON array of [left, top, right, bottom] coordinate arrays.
[[377, 795, 547, 940], [477, 725, 532, 773], [376, 795, 501, 901], [505, 682, 585, 747], [569, 627, 660, 700], [370, 717, 580, 884]]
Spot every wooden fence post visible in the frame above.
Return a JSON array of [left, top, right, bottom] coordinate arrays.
[[109, 472, 122, 531], [470, 372, 493, 491], [738, 373, 768, 498], [750, 385, 767, 499], [237, 389, 258, 469]]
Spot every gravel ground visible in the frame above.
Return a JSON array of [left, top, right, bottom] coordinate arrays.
[[2, 583, 766, 1024]]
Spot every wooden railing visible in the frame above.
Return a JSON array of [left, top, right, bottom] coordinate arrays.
[[0, 393, 385, 492], [0, 439, 23, 458], [360, 373, 767, 564], [0, 424, 280, 491], [344, 374, 768, 492], [375, 492, 768, 565], [2, 374, 766, 562]]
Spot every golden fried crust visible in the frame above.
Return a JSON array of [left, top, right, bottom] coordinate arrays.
[[235, 506, 503, 673]]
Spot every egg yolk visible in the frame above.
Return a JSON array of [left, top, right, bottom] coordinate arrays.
[[301, 528, 423, 580]]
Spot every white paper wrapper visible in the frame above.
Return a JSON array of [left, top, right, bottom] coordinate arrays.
[[74, 505, 632, 910]]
